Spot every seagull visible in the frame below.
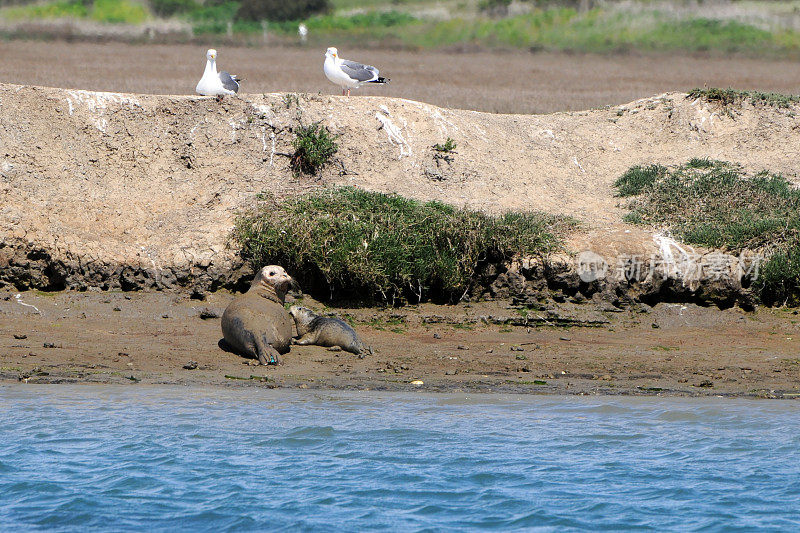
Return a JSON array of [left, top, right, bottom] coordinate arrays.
[[323, 47, 388, 96], [195, 48, 241, 101]]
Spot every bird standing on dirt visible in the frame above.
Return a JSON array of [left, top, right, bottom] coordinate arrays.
[[323, 47, 388, 96], [195, 48, 241, 101]]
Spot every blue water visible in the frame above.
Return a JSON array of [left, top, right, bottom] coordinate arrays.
[[1, 386, 799, 531]]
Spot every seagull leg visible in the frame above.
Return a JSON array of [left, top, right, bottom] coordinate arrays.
[[346, 89, 351, 97], [341, 88, 346, 96], [216, 94, 223, 102]]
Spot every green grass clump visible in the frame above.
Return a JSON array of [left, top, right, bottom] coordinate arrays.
[[91, 0, 148, 23], [3, 0, 149, 23], [3, 0, 87, 20], [756, 245, 800, 307], [614, 164, 666, 197], [616, 159, 800, 305], [688, 88, 800, 108], [291, 123, 339, 176], [433, 138, 457, 153], [686, 157, 716, 169], [234, 187, 575, 303]]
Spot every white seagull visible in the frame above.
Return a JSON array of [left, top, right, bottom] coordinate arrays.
[[195, 48, 241, 101], [323, 47, 388, 96]]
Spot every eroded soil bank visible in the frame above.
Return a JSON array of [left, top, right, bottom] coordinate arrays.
[[1, 289, 798, 398], [2, 84, 797, 306]]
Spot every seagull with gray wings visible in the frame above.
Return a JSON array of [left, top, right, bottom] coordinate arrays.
[[195, 48, 241, 101], [324, 47, 389, 96]]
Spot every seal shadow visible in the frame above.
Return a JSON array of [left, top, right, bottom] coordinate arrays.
[[218, 338, 238, 354]]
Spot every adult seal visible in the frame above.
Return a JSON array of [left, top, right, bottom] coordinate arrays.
[[221, 265, 297, 365], [288, 305, 372, 356]]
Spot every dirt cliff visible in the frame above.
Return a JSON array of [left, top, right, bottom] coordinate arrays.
[[1, 83, 798, 301]]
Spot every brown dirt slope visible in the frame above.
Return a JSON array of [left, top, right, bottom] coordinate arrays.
[[1, 83, 799, 291]]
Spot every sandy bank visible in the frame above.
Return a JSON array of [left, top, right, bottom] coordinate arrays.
[[1, 84, 799, 304]]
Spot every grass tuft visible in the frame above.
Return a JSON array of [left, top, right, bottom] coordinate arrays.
[[234, 187, 576, 303], [687, 88, 800, 108], [756, 246, 800, 307], [686, 157, 715, 169], [433, 138, 457, 153], [616, 159, 800, 305], [613, 164, 666, 197], [290, 123, 338, 176]]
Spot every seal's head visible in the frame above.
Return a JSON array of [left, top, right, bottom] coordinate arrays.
[[288, 305, 318, 336], [288, 305, 316, 326], [251, 265, 298, 302]]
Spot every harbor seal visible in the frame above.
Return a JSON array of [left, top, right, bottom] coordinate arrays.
[[288, 306, 371, 356], [221, 265, 297, 365]]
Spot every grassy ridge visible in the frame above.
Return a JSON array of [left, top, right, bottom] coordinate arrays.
[[687, 88, 800, 108], [234, 187, 575, 303], [615, 160, 800, 306]]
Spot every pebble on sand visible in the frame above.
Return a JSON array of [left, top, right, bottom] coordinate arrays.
[[198, 308, 220, 320]]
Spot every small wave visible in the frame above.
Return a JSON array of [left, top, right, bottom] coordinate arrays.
[[1, 385, 800, 531], [286, 426, 336, 438]]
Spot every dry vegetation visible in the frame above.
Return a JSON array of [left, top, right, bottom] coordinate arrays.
[[5, 40, 800, 113]]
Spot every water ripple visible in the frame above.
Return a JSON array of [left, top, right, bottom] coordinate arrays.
[[1, 386, 799, 531]]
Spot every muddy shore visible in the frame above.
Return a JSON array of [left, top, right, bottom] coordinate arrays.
[[2, 289, 798, 398], [2, 76, 799, 398]]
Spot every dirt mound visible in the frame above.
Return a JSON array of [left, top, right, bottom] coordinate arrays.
[[1, 83, 798, 298]]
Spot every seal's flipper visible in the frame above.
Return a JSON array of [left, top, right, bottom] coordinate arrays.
[[254, 336, 280, 365], [343, 343, 361, 355], [356, 344, 373, 359]]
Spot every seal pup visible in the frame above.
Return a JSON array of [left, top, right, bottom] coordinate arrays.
[[289, 305, 372, 356], [221, 265, 297, 365]]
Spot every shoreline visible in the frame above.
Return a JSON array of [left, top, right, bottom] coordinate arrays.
[[1, 83, 799, 399], [2, 289, 797, 399]]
